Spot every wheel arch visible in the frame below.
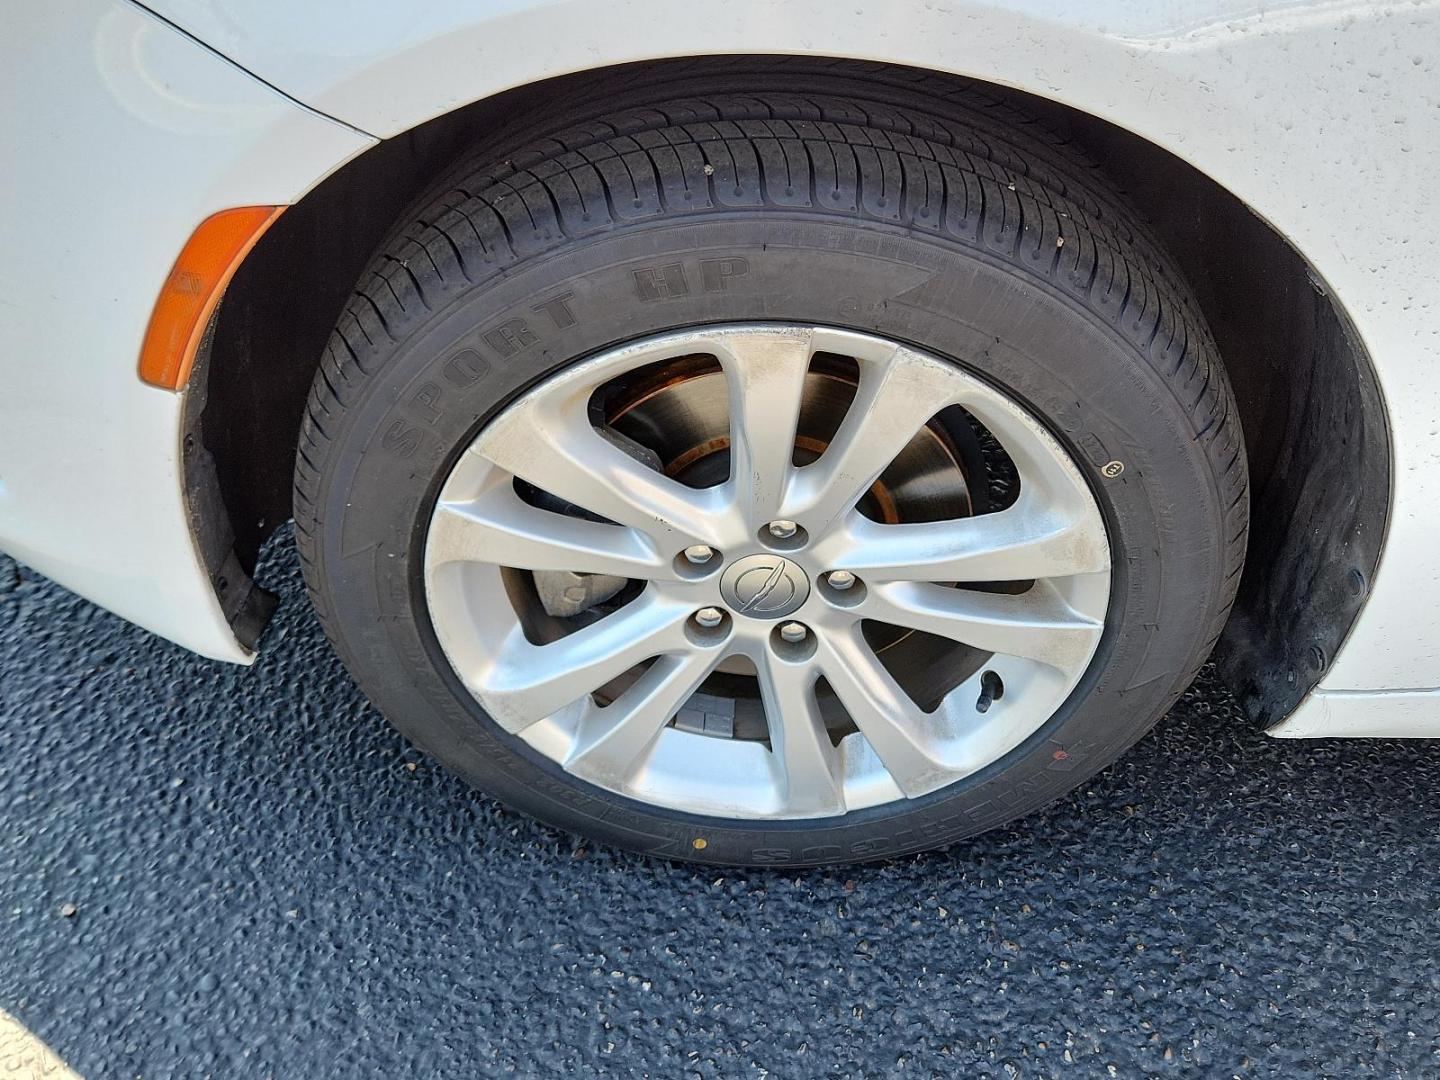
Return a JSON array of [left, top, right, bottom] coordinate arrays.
[[193, 56, 1388, 728]]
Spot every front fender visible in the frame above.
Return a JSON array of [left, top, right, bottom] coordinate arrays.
[[0, 0, 373, 661]]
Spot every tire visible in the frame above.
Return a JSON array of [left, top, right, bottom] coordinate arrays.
[[293, 66, 1248, 867]]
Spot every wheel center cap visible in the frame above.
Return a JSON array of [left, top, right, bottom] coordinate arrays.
[[720, 554, 810, 619]]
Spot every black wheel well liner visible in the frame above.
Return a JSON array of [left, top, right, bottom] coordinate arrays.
[[190, 55, 1388, 727]]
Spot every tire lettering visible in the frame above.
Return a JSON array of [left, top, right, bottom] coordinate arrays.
[[483, 318, 538, 358], [700, 257, 749, 293], [531, 291, 577, 329], [632, 264, 690, 301], [381, 419, 421, 458], [751, 848, 793, 863], [442, 349, 490, 387], [409, 381, 443, 423]]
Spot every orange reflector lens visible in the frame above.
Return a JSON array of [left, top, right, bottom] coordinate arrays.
[[138, 205, 284, 389]]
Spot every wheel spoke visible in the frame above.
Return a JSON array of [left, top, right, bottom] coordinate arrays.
[[429, 487, 670, 580], [824, 496, 1109, 584], [817, 627, 951, 797], [426, 323, 1118, 822], [756, 650, 845, 815], [478, 398, 724, 545], [711, 327, 815, 523], [960, 392, 1097, 515], [861, 579, 1103, 670], [566, 649, 720, 784], [783, 345, 960, 531], [475, 593, 691, 732]]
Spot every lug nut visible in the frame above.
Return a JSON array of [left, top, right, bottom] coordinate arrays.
[[779, 622, 808, 643], [694, 607, 724, 628], [827, 570, 856, 590], [767, 519, 799, 540], [684, 545, 716, 565]]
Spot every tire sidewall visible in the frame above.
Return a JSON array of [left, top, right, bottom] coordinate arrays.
[[309, 215, 1223, 865]]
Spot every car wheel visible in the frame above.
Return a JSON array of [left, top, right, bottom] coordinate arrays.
[[293, 75, 1247, 866]]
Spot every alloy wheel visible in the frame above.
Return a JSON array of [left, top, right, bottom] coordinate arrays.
[[423, 324, 1111, 819]]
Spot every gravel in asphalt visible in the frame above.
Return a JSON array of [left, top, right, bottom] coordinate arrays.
[[2, 534, 1439, 1078]]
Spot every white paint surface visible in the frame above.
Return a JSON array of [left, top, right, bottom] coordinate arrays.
[[0, 1, 373, 661]]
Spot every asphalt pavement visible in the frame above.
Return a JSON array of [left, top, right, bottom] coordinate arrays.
[[2, 532, 1439, 1078]]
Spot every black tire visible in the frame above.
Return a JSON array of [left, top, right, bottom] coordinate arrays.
[[293, 65, 1248, 867]]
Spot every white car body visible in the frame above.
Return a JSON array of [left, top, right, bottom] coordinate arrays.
[[3, 0, 1437, 737]]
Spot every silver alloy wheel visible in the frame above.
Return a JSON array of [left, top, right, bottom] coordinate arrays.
[[423, 325, 1111, 819]]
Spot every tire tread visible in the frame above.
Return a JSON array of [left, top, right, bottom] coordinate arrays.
[[295, 67, 1249, 813]]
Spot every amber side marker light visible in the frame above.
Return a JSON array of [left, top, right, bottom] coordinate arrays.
[[138, 205, 285, 390]]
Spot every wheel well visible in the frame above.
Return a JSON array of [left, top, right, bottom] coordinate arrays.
[[195, 56, 1387, 726]]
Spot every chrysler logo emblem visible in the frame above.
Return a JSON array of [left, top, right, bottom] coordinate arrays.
[[720, 554, 810, 619]]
